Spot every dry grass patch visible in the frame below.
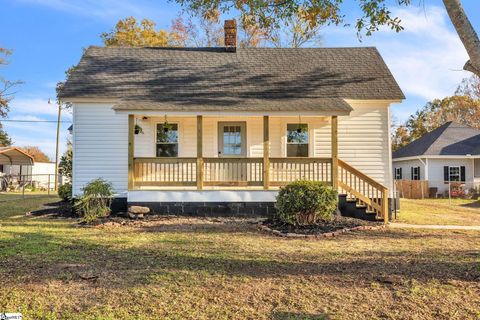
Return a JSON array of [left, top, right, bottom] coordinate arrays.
[[397, 198, 480, 225], [0, 197, 479, 319]]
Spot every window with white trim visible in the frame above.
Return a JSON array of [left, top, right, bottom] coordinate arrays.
[[286, 123, 308, 157], [449, 166, 461, 182], [156, 123, 178, 157], [411, 166, 420, 180], [394, 168, 402, 180]]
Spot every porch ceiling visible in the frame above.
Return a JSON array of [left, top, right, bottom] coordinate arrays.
[[112, 97, 353, 116]]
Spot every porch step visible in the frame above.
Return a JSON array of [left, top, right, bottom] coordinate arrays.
[[338, 194, 383, 222]]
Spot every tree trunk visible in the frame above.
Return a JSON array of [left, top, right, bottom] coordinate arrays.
[[443, 0, 480, 76]]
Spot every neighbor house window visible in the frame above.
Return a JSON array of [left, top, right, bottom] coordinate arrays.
[[449, 166, 461, 182], [411, 166, 420, 180], [156, 123, 178, 157], [287, 124, 308, 157], [444, 165, 466, 183], [395, 168, 402, 180]]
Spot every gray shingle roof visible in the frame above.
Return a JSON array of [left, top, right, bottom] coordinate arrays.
[[393, 122, 480, 158], [60, 46, 404, 112]]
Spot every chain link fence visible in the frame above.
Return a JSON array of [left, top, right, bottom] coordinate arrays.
[[0, 174, 69, 201]]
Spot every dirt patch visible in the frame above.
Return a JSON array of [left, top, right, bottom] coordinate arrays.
[[87, 215, 265, 231], [262, 216, 382, 235]]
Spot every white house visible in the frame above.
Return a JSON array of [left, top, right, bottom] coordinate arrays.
[[59, 20, 404, 221], [392, 122, 480, 195]]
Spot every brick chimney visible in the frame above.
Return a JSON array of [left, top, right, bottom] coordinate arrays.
[[224, 19, 237, 52]]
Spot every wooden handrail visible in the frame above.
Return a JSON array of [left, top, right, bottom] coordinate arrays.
[[338, 159, 387, 190], [338, 159, 389, 223]]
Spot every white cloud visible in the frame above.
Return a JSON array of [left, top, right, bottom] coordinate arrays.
[[376, 5, 470, 100], [325, 5, 470, 101], [9, 98, 58, 116]]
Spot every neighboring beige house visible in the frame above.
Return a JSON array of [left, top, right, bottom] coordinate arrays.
[[59, 20, 404, 221], [393, 121, 480, 195]]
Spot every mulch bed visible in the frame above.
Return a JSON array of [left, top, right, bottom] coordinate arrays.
[[259, 216, 384, 238]]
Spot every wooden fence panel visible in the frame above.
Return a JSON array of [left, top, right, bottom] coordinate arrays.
[[395, 180, 429, 199]]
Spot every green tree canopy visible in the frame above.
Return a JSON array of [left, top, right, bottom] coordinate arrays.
[[175, 0, 480, 76]]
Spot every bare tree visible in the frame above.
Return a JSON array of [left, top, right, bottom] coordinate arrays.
[[443, 0, 480, 76], [270, 12, 322, 48]]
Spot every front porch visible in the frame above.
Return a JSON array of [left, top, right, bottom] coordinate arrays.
[[127, 114, 389, 221]]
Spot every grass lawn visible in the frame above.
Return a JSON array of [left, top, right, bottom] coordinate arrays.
[[0, 195, 479, 319], [397, 198, 480, 226]]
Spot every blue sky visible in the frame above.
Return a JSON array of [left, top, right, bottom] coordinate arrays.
[[0, 0, 479, 159]]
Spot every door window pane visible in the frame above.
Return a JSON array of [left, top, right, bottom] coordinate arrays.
[[287, 123, 308, 157], [223, 125, 243, 156]]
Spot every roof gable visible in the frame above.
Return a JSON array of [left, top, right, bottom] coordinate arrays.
[[393, 122, 480, 158]]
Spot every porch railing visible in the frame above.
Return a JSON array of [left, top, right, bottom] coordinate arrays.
[[133, 157, 332, 188], [203, 157, 264, 187], [133, 156, 388, 222], [269, 157, 332, 186], [134, 157, 197, 187]]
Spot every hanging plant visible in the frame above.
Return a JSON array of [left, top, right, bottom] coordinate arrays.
[[134, 124, 143, 135], [162, 115, 173, 133]]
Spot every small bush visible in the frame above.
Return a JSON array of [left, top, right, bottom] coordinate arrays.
[[58, 183, 72, 201], [275, 180, 338, 226], [75, 178, 113, 223]]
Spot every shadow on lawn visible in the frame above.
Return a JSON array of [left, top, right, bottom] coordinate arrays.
[[28, 200, 76, 218], [0, 225, 479, 288], [272, 311, 327, 320], [460, 200, 480, 209]]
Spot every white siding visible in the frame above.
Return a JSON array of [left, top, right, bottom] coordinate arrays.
[[427, 158, 474, 193], [392, 159, 426, 180], [393, 157, 480, 193], [73, 101, 394, 197], [337, 102, 392, 189], [73, 103, 128, 196], [474, 159, 480, 178]]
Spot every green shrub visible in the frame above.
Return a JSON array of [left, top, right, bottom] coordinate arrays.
[[75, 178, 113, 223], [58, 183, 72, 201], [275, 180, 338, 225]]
